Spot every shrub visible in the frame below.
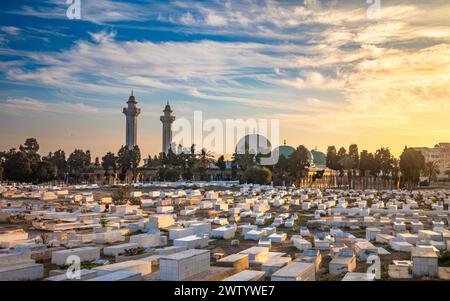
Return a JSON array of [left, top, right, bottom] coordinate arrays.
[[100, 218, 109, 228], [243, 166, 272, 185], [439, 252, 450, 267], [112, 185, 132, 205], [124, 247, 146, 256], [129, 197, 142, 206]]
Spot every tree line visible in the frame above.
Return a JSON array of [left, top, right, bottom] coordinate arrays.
[[0, 138, 141, 184], [322, 144, 439, 189], [232, 144, 438, 188], [0, 138, 442, 189], [147, 145, 216, 182]]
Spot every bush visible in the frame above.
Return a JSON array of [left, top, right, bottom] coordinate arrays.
[[243, 166, 272, 185], [129, 197, 142, 206], [80, 261, 103, 270], [112, 185, 132, 205], [100, 218, 109, 228], [124, 247, 146, 256], [299, 218, 308, 227], [439, 252, 450, 267], [158, 168, 182, 181]]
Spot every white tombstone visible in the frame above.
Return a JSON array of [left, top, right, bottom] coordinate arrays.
[[51, 247, 100, 266]]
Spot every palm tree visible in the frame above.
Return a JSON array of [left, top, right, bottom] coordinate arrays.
[[399, 148, 425, 189], [232, 152, 255, 172], [391, 159, 400, 189], [216, 155, 226, 180], [196, 148, 214, 180], [423, 161, 440, 183], [338, 155, 354, 189]]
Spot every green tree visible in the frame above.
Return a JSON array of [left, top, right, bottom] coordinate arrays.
[[338, 155, 354, 188], [33, 160, 55, 183], [326, 146, 340, 170], [288, 145, 310, 182], [196, 148, 214, 180], [145, 155, 162, 169], [129, 146, 141, 178], [159, 167, 182, 181], [423, 161, 440, 183], [2, 149, 32, 182], [231, 160, 238, 179], [348, 144, 359, 188], [102, 152, 117, 172], [112, 185, 132, 205], [243, 166, 272, 185], [45, 150, 67, 182], [216, 155, 226, 180], [217, 155, 226, 172], [348, 144, 360, 170], [392, 158, 401, 189], [326, 146, 338, 187], [232, 152, 255, 172], [184, 144, 197, 180], [19, 138, 47, 183], [374, 147, 394, 188], [335, 147, 347, 186], [67, 149, 91, 183], [0, 151, 5, 181], [359, 150, 375, 189], [349, 145, 359, 188], [375, 148, 393, 176], [102, 152, 118, 183], [359, 150, 371, 175], [117, 146, 141, 182], [19, 138, 40, 158], [337, 147, 346, 168], [157, 144, 198, 181], [163, 146, 178, 167], [273, 153, 290, 185], [2, 139, 57, 184], [399, 147, 425, 189]]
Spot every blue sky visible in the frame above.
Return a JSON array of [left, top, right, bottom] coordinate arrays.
[[0, 0, 449, 159]]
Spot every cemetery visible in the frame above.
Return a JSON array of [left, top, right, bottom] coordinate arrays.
[[0, 182, 450, 281]]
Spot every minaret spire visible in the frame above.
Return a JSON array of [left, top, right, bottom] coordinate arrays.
[[123, 92, 141, 150], [161, 102, 176, 154]]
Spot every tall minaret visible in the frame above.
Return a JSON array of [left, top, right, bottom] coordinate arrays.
[[123, 90, 141, 150], [160, 101, 175, 154]]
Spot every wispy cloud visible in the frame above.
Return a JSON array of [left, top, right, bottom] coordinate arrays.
[[1, 26, 21, 35], [10, 0, 151, 24], [0, 97, 107, 116], [5, 33, 298, 107]]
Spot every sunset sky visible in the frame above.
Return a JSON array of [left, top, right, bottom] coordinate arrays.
[[0, 0, 449, 159]]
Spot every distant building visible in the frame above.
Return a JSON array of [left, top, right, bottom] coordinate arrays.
[[275, 144, 296, 159], [273, 141, 326, 169], [236, 134, 272, 157], [272, 140, 333, 187], [412, 143, 450, 180], [122, 91, 141, 150], [160, 101, 175, 154]]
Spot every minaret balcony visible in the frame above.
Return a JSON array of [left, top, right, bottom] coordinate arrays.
[[160, 116, 176, 123], [124, 108, 141, 116]]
